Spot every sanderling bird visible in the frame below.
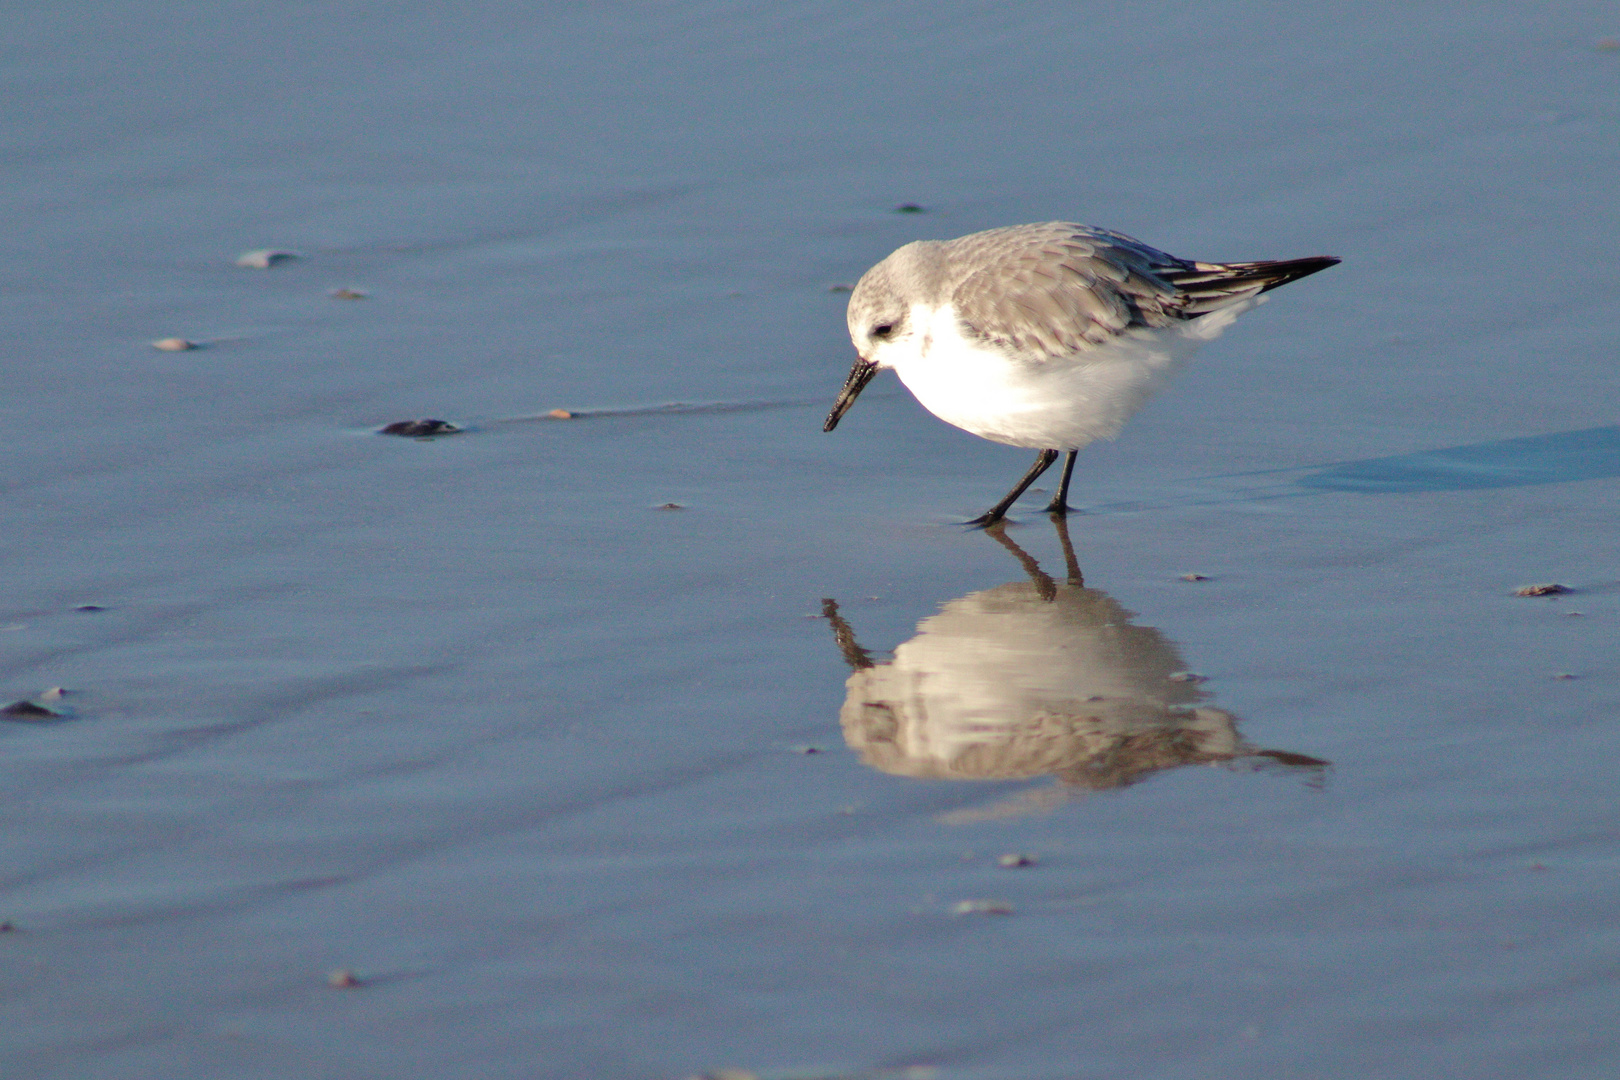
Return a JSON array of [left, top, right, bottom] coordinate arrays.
[[823, 222, 1338, 525]]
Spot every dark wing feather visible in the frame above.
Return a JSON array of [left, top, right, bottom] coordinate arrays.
[[1158, 256, 1340, 316]]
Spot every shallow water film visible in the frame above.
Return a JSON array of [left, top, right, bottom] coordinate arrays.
[[4, 3, 1619, 1078]]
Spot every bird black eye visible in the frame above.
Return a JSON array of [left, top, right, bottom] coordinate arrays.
[[871, 323, 894, 339]]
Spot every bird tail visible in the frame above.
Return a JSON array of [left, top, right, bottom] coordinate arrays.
[[1162, 255, 1340, 316]]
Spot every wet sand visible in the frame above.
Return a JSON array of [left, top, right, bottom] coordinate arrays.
[[4, 3, 1618, 1078]]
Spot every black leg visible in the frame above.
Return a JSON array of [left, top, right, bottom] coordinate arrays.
[[967, 448, 1059, 527], [1042, 451, 1078, 516]]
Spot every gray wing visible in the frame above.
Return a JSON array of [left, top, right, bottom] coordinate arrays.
[[948, 222, 1336, 362], [948, 223, 1191, 361]]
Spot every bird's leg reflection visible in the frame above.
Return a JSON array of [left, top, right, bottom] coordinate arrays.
[[983, 514, 1085, 594], [1050, 513, 1084, 586], [983, 523, 1057, 600], [820, 598, 875, 671]]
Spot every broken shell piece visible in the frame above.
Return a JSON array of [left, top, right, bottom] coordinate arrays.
[[547, 409, 573, 420], [997, 853, 1037, 868], [329, 288, 367, 300], [2, 700, 61, 720], [1168, 671, 1207, 684], [1180, 573, 1212, 582], [654, 502, 685, 511], [327, 969, 363, 988], [951, 899, 1014, 916], [151, 337, 197, 351], [234, 248, 298, 268], [378, 419, 461, 438], [1513, 583, 1572, 597]]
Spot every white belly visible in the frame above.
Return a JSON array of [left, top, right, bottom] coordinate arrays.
[[889, 302, 1253, 450]]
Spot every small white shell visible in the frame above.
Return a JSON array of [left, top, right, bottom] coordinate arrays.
[[951, 899, 1014, 916], [234, 248, 299, 268], [151, 337, 197, 351]]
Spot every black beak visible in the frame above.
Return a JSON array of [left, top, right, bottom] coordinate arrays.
[[823, 358, 878, 432]]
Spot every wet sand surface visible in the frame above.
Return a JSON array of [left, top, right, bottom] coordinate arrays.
[[4, 3, 1619, 1078]]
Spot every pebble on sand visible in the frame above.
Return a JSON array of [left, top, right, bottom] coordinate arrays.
[[327, 969, 364, 989], [1180, 573, 1212, 582], [997, 853, 1037, 868], [1513, 583, 1572, 597], [655, 502, 685, 511], [234, 248, 299, 268], [151, 337, 197, 351], [329, 287, 367, 300], [895, 203, 926, 213], [378, 419, 461, 438]]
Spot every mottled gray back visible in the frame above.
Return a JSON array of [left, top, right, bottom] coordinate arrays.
[[946, 223, 1194, 360], [850, 222, 1336, 365]]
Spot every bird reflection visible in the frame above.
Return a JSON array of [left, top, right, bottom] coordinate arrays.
[[823, 519, 1325, 806]]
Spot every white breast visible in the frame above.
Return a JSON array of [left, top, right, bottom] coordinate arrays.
[[887, 301, 1255, 450]]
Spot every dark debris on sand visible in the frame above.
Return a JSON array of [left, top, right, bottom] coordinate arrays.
[[378, 419, 462, 438], [3, 700, 63, 721]]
